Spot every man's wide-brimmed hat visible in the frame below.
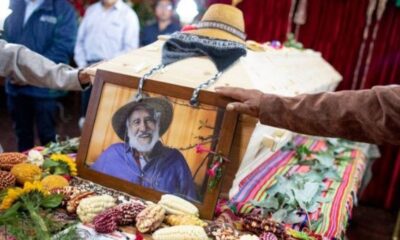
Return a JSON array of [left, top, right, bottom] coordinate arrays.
[[183, 4, 246, 44], [112, 97, 173, 141]]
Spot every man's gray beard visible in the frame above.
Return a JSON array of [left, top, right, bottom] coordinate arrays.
[[127, 127, 160, 153]]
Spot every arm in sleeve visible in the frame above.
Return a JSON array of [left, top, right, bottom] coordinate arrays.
[[43, 5, 78, 64], [259, 85, 400, 145], [121, 10, 140, 52], [0, 40, 82, 90]]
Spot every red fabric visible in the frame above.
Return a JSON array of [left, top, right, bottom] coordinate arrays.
[[297, 0, 370, 91], [356, 3, 400, 210], [208, 0, 400, 209], [208, 0, 292, 42], [68, 0, 98, 17]]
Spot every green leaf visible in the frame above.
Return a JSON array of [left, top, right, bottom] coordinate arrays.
[[303, 170, 324, 183], [42, 159, 59, 168], [0, 189, 8, 202], [293, 182, 320, 204], [0, 202, 22, 221], [41, 195, 63, 208], [272, 209, 288, 222], [305, 201, 320, 213], [315, 151, 335, 167], [295, 145, 313, 160], [323, 168, 342, 181], [251, 197, 279, 211], [267, 176, 292, 196], [53, 166, 69, 175], [336, 155, 352, 162]]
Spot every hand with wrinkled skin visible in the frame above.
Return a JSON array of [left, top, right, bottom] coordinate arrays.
[[215, 86, 263, 117]]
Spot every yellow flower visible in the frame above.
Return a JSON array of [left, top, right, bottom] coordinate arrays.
[[50, 154, 78, 176], [0, 181, 49, 210]]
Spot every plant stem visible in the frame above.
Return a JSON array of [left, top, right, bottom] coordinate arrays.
[[24, 200, 50, 240]]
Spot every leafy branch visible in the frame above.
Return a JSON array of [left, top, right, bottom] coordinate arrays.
[[251, 138, 354, 231]]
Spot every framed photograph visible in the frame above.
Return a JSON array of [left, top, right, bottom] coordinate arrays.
[[76, 70, 239, 219]]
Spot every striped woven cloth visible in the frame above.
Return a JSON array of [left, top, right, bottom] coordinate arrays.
[[227, 135, 367, 239]]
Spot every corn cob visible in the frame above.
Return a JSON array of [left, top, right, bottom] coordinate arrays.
[[259, 232, 278, 240], [205, 221, 240, 240], [115, 200, 146, 225], [51, 186, 82, 207], [76, 195, 116, 223], [152, 225, 209, 240], [66, 191, 96, 213], [158, 194, 199, 216], [135, 204, 166, 233], [165, 214, 207, 227], [0, 152, 26, 171], [0, 171, 16, 190], [242, 215, 289, 239], [240, 234, 260, 240], [93, 207, 121, 233]]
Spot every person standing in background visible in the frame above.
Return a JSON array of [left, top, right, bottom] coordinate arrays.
[[3, 0, 78, 151], [74, 0, 140, 128], [140, 0, 181, 46]]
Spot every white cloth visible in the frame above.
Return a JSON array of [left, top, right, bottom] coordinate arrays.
[[23, 0, 45, 25], [74, 0, 140, 68]]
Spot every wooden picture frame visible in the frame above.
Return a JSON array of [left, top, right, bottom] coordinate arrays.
[[76, 69, 239, 219]]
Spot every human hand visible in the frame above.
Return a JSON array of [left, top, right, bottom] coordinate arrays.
[[214, 86, 263, 117], [78, 68, 93, 85], [78, 61, 103, 85]]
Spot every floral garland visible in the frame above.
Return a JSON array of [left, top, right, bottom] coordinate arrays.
[[195, 144, 230, 190]]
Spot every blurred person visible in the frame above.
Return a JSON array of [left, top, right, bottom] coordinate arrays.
[[140, 0, 181, 46], [74, 0, 140, 128], [3, 0, 78, 151]]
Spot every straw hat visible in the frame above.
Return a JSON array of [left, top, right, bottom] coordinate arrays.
[[112, 97, 173, 141], [184, 4, 246, 44]]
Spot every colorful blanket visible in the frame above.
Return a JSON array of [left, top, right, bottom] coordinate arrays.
[[227, 136, 367, 239]]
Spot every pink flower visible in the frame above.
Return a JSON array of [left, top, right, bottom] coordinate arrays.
[[181, 25, 197, 32], [195, 144, 210, 154], [207, 162, 221, 177]]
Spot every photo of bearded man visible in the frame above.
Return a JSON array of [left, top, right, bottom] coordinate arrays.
[[91, 97, 198, 201]]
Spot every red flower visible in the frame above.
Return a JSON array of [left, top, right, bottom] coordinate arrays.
[[181, 25, 197, 32], [195, 144, 210, 154], [135, 232, 144, 240], [62, 174, 72, 182], [207, 161, 221, 177]]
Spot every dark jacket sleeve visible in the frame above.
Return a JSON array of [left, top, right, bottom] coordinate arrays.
[[259, 85, 400, 145]]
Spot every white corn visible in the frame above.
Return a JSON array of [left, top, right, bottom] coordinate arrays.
[[158, 194, 199, 216], [152, 225, 208, 240]]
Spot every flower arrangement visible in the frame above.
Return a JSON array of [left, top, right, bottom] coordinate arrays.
[[0, 181, 49, 210], [195, 144, 230, 190], [42, 154, 77, 178], [0, 181, 64, 240], [0, 138, 81, 239]]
